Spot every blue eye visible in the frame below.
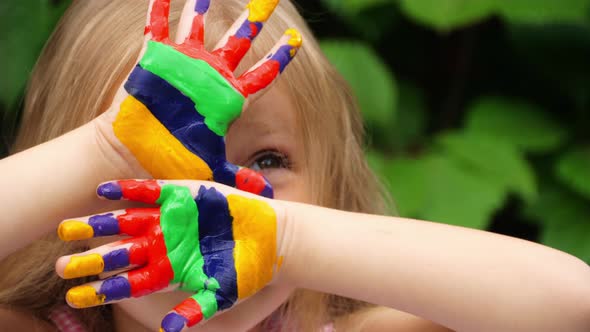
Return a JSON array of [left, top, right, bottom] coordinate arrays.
[[249, 150, 290, 171]]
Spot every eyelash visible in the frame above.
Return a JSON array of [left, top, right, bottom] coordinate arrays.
[[247, 150, 291, 171]]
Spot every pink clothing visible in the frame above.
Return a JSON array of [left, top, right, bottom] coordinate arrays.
[[48, 306, 87, 332]]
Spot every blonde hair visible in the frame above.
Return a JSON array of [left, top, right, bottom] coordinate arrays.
[[0, 0, 388, 330]]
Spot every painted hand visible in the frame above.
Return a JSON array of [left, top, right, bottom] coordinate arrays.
[[105, 0, 302, 198], [57, 180, 284, 332]]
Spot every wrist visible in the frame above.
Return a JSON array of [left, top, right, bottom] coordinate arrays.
[[91, 109, 145, 180]]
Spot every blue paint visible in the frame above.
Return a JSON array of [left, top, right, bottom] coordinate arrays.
[[195, 186, 237, 310], [103, 249, 130, 272], [125, 66, 225, 170], [124, 65, 254, 192], [194, 0, 210, 14], [260, 183, 273, 198], [161, 312, 187, 332], [88, 213, 119, 237], [270, 45, 295, 73], [235, 20, 263, 39], [97, 183, 122, 200], [99, 276, 131, 302]]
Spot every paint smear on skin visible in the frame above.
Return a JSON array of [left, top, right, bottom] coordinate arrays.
[[66, 285, 105, 308], [227, 194, 277, 299], [140, 41, 245, 137], [63, 254, 104, 279], [58, 221, 94, 241], [113, 96, 214, 180], [246, 0, 279, 22]]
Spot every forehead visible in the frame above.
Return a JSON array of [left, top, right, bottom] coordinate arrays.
[[228, 86, 297, 138]]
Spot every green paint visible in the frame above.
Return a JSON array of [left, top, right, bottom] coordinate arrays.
[[157, 184, 207, 292], [140, 41, 245, 136], [192, 289, 219, 319]]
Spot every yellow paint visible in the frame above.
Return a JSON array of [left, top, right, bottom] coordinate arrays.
[[246, 0, 279, 22], [66, 285, 105, 308], [276, 256, 284, 272], [58, 220, 94, 241], [159, 329, 164, 332], [227, 195, 277, 299], [63, 254, 104, 279], [114, 96, 213, 180], [285, 28, 302, 48]]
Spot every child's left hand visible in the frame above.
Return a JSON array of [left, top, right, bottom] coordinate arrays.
[[56, 180, 288, 332]]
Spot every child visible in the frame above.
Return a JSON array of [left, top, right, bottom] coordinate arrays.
[[1, 1, 589, 331]]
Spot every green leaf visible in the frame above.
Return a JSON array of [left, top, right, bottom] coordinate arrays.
[[556, 147, 590, 200], [497, 0, 590, 24], [391, 82, 427, 149], [421, 154, 506, 229], [0, 1, 70, 109], [383, 156, 428, 217], [526, 185, 590, 263], [322, 0, 393, 16], [398, 0, 496, 31], [465, 97, 568, 153], [436, 132, 538, 202], [321, 40, 398, 128]]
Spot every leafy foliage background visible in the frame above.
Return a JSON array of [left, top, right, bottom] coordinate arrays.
[[1, 1, 589, 262]]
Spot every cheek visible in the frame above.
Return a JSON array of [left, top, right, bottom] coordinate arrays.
[[272, 174, 311, 204]]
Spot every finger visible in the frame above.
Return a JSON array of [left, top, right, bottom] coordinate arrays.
[[214, 162, 273, 198], [66, 261, 175, 308], [238, 28, 302, 97], [175, 0, 211, 46], [57, 208, 160, 241], [160, 290, 218, 331], [97, 180, 163, 204], [56, 237, 149, 279], [212, 0, 280, 72], [145, 0, 171, 42]]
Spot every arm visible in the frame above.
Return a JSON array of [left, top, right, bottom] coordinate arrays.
[[0, 122, 130, 258], [283, 203, 590, 332]]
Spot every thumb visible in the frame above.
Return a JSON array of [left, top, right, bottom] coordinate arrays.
[[160, 290, 218, 332]]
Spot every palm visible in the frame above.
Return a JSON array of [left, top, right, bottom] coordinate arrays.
[[108, 0, 301, 198], [58, 180, 280, 331]]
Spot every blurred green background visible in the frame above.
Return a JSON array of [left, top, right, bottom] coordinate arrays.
[[1, 1, 589, 262]]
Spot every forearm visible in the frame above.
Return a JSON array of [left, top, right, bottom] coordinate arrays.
[[283, 203, 590, 331], [0, 122, 130, 258]]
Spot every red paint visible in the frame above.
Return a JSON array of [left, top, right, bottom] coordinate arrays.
[[174, 298, 204, 327], [148, 0, 170, 42], [186, 15, 205, 48], [212, 36, 252, 72], [125, 236, 149, 266], [129, 229, 174, 297], [118, 208, 160, 236], [236, 168, 266, 195], [238, 60, 281, 96], [249, 23, 260, 38], [118, 180, 161, 204]]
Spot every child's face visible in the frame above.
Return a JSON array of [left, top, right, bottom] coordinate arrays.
[[110, 86, 308, 331]]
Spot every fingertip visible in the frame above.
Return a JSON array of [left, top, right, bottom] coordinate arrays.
[[285, 28, 302, 48], [161, 312, 188, 332], [66, 285, 105, 309], [97, 182, 123, 200], [58, 220, 94, 241], [246, 0, 280, 22]]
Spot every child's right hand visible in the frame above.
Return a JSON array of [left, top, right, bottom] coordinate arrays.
[[93, 0, 301, 198]]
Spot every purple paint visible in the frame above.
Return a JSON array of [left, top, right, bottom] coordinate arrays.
[[99, 276, 131, 302], [161, 312, 187, 332], [270, 45, 295, 73], [97, 183, 122, 200], [88, 213, 120, 237], [103, 249, 130, 272], [235, 20, 263, 40], [195, 0, 211, 14]]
